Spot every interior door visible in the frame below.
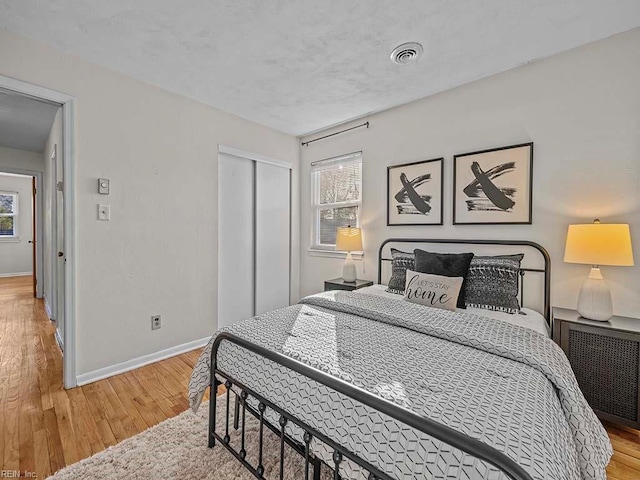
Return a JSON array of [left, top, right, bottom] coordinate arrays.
[[255, 162, 290, 315], [55, 146, 65, 345], [31, 176, 36, 297], [218, 153, 255, 329]]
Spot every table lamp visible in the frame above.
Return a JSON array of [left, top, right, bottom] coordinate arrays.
[[564, 220, 634, 321], [335, 226, 363, 282]]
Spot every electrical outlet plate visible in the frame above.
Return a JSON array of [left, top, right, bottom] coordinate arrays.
[[151, 315, 161, 330], [98, 204, 110, 221]]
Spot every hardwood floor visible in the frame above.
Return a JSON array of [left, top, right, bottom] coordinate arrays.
[[605, 423, 640, 479], [0, 275, 209, 478], [0, 275, 638, 479]]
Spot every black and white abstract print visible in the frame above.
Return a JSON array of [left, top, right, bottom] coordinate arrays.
[[454, 143, 533, 224], [387, 157, 443, 225], [463, 161, 517, 211], [395, 172, 433, 214]]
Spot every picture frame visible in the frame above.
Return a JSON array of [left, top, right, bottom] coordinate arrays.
[[453, 142, 533, 225], [387, 157, 444, 226]]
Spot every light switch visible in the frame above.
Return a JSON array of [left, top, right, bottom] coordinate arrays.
[[98, 204, 110, 221], [98, 178, 110, 195]]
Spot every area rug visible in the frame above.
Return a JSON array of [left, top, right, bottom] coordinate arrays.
[[48, 394, 332, 479]]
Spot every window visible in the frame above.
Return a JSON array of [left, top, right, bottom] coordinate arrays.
[[311, 152, 362, 250], [0, 191, 18, 238]]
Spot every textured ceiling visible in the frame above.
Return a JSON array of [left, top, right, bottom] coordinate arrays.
[[1, 1, 639, 135], [0, 90, 59, 153]]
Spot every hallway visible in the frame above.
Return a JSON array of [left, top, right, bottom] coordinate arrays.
[[0, 275, 205, 478]]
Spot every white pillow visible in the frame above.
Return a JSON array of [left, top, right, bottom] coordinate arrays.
[[403, 270, 463, 312]]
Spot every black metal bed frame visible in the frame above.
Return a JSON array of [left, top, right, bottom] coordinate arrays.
[[209, 238, 552, 480]]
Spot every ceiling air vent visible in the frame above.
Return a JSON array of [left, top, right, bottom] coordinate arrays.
[[390, 42, 423, 65]]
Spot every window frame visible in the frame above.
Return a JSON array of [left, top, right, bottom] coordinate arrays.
[[0, 190, 19, 240], [310, 152, 362, 252]]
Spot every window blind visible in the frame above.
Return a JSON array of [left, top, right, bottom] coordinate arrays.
[[0, 192, 18, 237], [311, 152, 362, 249]]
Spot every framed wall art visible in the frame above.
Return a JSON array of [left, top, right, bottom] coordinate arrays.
[[453, 143, 533, 225], [387, 157, 443, 226]]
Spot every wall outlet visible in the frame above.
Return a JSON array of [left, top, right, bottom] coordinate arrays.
[[151, 315, 161, 330], [98, 204, 110, 221]]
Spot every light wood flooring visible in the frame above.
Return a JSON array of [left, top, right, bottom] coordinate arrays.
[[0, 275, 210, 478], [0, 275, 638, 478]]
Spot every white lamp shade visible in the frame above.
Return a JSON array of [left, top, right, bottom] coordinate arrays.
[[335, 227, 363, 252], [564, 223, 634, 266]]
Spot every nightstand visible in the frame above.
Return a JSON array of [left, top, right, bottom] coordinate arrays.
[[324, 278, 373, 292], [553, 307, 640, 428]]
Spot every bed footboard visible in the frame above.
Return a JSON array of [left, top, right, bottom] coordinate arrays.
[[209, 332, 534, 480]]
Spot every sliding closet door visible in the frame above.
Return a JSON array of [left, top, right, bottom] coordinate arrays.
[[218, 153, 254, 329], [255, 162, 290, 315]]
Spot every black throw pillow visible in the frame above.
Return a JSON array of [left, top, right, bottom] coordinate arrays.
[[413, 249, 474, 308]]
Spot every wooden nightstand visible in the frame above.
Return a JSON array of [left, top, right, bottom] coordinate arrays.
[[553, 307, 640, 428], [324, 278, 373, 292]]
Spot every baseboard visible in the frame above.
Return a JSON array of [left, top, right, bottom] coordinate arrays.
[[0, 271, 32, 278], [76, 336, 210, 386], [54, 328, 64, 351], [44, 296, 53, 320]]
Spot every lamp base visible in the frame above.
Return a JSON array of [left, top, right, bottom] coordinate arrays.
[[342, 252, 357, 282], [577, 267, 613, 321]]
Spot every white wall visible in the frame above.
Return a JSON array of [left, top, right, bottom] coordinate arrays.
[[0, 146, 44, 172], [0, 29, 300, 377], [299, 28, 640, 318], [0, 174, 34, 275]]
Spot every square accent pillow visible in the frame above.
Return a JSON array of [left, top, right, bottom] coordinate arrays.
[[404, 270, 463, 312], [464, 254, 524, 314], [413, 249, 474, 308], [385, 248, 415, 294]]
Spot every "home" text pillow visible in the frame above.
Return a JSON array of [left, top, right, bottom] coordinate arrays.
[[403, 270, 463, 312]]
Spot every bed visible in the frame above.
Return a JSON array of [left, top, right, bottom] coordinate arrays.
[[188, 239, 612, 480]]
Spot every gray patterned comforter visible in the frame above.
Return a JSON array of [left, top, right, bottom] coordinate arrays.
[[188, 291, 612, 480]]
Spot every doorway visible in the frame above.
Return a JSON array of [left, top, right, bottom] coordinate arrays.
[[0, 75, 76, 389], [0, 172, 40, 292]]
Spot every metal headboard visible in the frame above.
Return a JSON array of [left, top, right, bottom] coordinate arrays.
[[377, 238, 551, 323]]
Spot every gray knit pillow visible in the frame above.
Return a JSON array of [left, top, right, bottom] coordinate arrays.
[[464, 254, 524, 314], [385, 249, 414, 295]]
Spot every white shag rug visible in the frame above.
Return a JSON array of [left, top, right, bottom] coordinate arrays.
[[48, 394, 332, 479]]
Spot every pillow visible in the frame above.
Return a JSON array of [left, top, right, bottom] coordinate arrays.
[[385, 248, 415, 294], [403, 270, 463, 312], [413, 249, 474, 308], [464, 254, 524, 314]]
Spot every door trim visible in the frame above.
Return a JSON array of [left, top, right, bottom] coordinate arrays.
[[0, 74, 77, 389], [49, 144, 58, 322], [218, 144, 293, 170]]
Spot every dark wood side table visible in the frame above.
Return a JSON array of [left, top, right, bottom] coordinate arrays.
[[553, 307, 640, 428], [324, 278, 373, 292]]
